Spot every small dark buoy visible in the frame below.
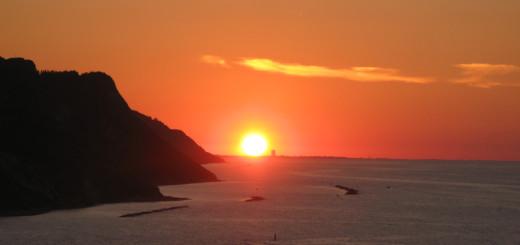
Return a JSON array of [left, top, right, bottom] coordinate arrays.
[[274, 233, 277, 241], [386, 186, 391, 189]]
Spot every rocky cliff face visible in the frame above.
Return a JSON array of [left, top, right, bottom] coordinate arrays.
[[0, 57, 218, 216]]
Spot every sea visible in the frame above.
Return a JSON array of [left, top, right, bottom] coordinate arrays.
[[1, 157, 519, 244]]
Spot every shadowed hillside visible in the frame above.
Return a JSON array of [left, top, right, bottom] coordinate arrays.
[[0, 57, 218, 216], [134, 111, 224, 164]]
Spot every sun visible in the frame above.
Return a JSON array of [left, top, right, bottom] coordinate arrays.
[[242, 134, 268, 156]]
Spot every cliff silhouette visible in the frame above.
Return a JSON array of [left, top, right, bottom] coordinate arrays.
[[134, 111, 224, 164], [0, 57, 219, 216]]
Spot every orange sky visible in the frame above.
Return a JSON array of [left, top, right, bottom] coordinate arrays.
[[2, 0, 520, 160]]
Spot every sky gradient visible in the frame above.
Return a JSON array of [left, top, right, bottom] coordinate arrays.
[[2, 0, 520, 160]]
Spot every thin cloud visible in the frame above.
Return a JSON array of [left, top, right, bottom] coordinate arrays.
[[201, 55, 229, 67], [237, 58, 433, 83], [453, 63, 520, 88]]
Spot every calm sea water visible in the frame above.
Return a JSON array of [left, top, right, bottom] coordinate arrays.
[[1, 157, 519, 244]]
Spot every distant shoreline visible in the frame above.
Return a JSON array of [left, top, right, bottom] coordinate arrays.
[[216, 155, 520, 163]]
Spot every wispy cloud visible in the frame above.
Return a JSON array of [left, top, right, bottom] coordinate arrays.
[[453, 63, 520, 88], [199, 55, 432, 83], [237, 58, 433, 83], [200, 55, 229, 67]]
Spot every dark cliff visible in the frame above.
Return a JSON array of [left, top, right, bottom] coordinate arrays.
[[0, 57, 218, 216], [134, 111, 224, 164]]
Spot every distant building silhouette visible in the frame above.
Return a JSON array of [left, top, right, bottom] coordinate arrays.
[[271, 150, 276, 157]]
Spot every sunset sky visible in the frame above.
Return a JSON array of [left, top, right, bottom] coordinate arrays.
[[2, 0, 520, 160]]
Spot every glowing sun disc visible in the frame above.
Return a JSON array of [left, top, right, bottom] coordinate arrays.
[[242, 134, 267, 156]]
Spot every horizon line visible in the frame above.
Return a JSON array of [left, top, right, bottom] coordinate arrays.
[[216, 154, 520, 162]]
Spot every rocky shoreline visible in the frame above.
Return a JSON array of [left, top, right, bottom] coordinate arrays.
[[120, 205, 189, 218], [335, 185, 359, 195]]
